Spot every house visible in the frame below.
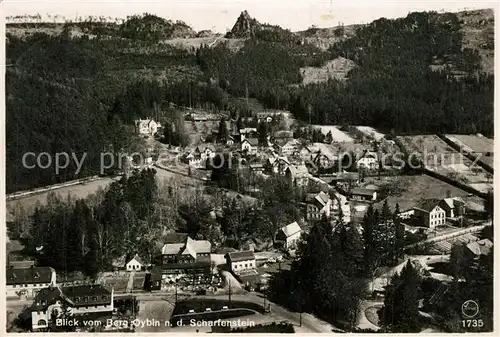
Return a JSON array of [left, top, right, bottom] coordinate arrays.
[[271, 130, 294, 142], [285, 164, 309, 187], [226, 135, 235, 146], [276, 222, 303, 250], [356, 151, 378, 170], [399, 209, 415, 219], [183, 152, 203, 167], [465, 239, 493, 259], [195, 144, 216, 160], [190, 114, 208, 122], [6, 266, 57, 299], [276, 139, 301, 157], [351, 188, 377, 201], [184, 144, 217, 168], [267, 156, 290, 175], [256, 113, 273, 123], [413, 199, 446, 229], [312, 151, 336, 170], [135, 118, 161, 136], [249, 163, 265, 172], [241, 138, 259, 154], [159, 236, 212, 282], [364, 184, 380, 191], [319, 172, 360, 185], [439, 197, 466, 218], [239, 128, 257, 141], [225, 251, 256, 274], [30, 284, 114, 331], [306, 191, 332, 220], [126, 254, 144, 272]]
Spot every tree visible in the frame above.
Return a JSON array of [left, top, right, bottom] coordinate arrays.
[[236, 116, 244, 132], [282, 216, 366, 329], [380, 199, 392, 221], [197, 222, 225, 249], [257, 121, 269, 146], [381, 260, 421, 332], [393, 204, 405, 262], [163, 121, 173, 145], [483, 190, 493, 219], [217, 118, 229, 143], [362, 205, 378, 275], [325, 130, 333, 143], [449, 243, 468, 282]]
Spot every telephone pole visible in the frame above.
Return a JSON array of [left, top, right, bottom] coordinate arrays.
[[228, 278, 232, 306], [175, 280, 178, 304]]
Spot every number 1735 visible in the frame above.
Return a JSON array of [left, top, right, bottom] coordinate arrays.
[[462, 319, 483, 328]]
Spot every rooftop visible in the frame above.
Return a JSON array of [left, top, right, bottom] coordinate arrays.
[[280, 222, 302, 237], [161, 236, 212, 256], [128, 254, 144, 265], [9, 260, 35, 269], [243, 137, 259, 146], [286, 164, 309, 178], [226, 250, 256, 262], [6, 266, 54, 285], [351, 188, 377, 197], [414, 198, 442, 213], [466, 238, 493, 256], [61, 284, 112, 307]]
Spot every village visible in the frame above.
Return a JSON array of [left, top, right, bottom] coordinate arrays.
[[6, 102, 493, 333]]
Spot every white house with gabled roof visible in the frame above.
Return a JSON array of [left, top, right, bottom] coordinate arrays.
[[276, 222, 302, 250], [126, 254, 144, 271]]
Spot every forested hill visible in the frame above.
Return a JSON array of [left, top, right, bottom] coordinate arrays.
[[6, 9, 494, 192], [292, 10, 494, 134]]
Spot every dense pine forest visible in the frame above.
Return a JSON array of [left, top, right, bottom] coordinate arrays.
[[6, 10, 494, 192]]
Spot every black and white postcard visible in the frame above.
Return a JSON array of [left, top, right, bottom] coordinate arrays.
[[3, 0, 496, 333]]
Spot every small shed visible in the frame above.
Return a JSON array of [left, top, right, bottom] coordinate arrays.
[[126, 254, 144, 272]]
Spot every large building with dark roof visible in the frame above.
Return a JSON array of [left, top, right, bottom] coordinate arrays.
[[158, 236, 212, 283], [29, 284, 114, 331], [6, 266, 56, 299], [413, 198, 446, 229]]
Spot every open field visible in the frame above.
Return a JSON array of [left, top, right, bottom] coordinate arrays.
[[364, 174, 474, 212], [311, 125, 354, 142], [137, 300, 175, 332], [356, 126, 385, 141], [399, 135, 460, 162], [7, 177, 118, 215], [398, 135, 492, 192], [445, 134, 493, 154]]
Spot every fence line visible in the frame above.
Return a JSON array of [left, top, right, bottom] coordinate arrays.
[[6, 175, 101, 201], [404, 223, 490, 250]]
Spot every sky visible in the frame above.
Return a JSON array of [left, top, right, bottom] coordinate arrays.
[[2, 0, 497, 33]]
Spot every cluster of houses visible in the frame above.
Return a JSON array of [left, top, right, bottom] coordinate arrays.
[[6, 263, 114, 331]]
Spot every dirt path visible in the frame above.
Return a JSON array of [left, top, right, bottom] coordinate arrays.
[[126, 271, 135, 293], [135, 299, 174, 332]]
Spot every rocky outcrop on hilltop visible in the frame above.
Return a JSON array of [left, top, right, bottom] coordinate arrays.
[[225, 10, 262, 38]]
